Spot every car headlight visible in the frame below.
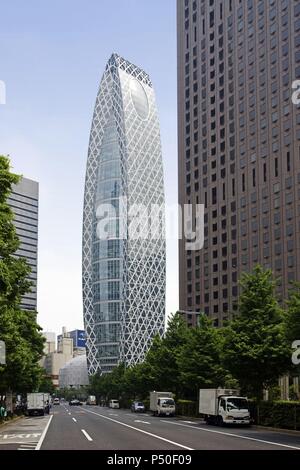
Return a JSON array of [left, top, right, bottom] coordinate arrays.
[[225, 415, 234, 420]]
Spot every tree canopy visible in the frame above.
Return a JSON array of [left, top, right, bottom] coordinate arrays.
[[222, 266, 291, 400]]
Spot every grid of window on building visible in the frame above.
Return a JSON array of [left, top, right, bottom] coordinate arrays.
[[8, 177, 39, 311], [178, 0, 300, 326]]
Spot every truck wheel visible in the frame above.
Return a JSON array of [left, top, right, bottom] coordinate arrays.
[[217, 416, 223, 426]]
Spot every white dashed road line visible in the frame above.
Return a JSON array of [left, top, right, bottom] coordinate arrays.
[[159, 420, 300, 451], [83, 408, 193, 450], [72, 418, 77, 423], [81, 429, 93, 442]]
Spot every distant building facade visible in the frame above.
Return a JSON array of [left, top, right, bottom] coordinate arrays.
[[59, 355, 89, 389], [178, 0, 300, 325], [41, 328, 74, 388], [8, 177, 39, 311], [58, 329, 86, 350]]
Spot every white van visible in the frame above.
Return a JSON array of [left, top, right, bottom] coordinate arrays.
[[109, 399, 119, 409]]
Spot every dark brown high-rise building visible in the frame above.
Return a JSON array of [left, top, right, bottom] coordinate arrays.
[[178, 0, 300, 325]]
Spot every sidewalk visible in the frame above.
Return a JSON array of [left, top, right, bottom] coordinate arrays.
[[0, 414, 24, 429]]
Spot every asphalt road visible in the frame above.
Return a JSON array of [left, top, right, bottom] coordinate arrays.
[[1, 405, 300, 450]]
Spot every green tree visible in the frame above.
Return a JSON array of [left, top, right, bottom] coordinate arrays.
[[177, 314, 228, 400], [38, 374, 56, 394], [222, 266, 291, 400], [142, 313, 190, 395], [285, 283, 300, 380], [0, 155, 45, 394], [285, 283, 300, 342]]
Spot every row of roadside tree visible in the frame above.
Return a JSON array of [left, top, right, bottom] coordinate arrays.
[[0, 156, 51, 411], [88, 266, 300, 405]]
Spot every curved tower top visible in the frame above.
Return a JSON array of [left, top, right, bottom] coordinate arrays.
[[82, 54, 166, 375]]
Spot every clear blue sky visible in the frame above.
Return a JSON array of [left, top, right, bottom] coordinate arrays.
[[0, 0, 178, 335]]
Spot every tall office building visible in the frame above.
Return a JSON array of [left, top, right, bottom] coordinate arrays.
[[83, 54, 166, 375], [178, 0, 300, 325], [8, 177, 39, 311]]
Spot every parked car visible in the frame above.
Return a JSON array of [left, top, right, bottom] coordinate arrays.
[[69, 399, 82, 406], [109, 399, 119, 409], [131, 401, 145, 413], [53, 398, 60, 405]]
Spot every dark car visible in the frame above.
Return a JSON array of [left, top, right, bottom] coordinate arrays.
[[69, 399, 82, 406], [131, 401, 145, 413]]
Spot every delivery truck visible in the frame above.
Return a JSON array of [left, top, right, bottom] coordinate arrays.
[[27, 393, 50, 416], [86, 395, 97, 405], [199, 389, 250, 426], [150, 391, 175, 417]]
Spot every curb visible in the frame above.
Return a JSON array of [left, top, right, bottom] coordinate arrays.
[[252, 425, 300, 436], [176, 417, 300, 436]]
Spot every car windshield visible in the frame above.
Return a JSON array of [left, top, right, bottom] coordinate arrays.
[[137, 403, 144, 407], [161, 399, 174, 406], [226, 398, 248, 411]]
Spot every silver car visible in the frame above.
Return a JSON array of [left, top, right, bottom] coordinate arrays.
[[131, 401, 145, 413]]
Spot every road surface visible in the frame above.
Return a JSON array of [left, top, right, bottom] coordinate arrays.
[[0, 404, 299, 450]]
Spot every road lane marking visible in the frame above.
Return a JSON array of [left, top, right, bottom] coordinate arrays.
[[81, 429, 93, 441], [18, 444, 37, 450], [109, 413, 119, 416], [182, 421, 197, 424], [0, 433, 41, 440], [35, 415, 53, 451], [72, 418, 77, 423], [83, 408, 193, 450], [159, 420, 300, 450], [134, 420, 150, 425], [68, 412, 71, 415]]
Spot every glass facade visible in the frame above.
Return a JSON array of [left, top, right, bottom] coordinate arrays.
[[83, 54, 166, 375]]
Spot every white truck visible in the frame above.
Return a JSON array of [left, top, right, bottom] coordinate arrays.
[[150, 391, 176, 417], [86, 395, 97, 405], [199, 389, 250, 426], [27, 393, 50, 416]]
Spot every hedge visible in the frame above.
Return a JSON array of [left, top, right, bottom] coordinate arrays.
[[250, 401, 300, 430], [176, 400, 198, 417]]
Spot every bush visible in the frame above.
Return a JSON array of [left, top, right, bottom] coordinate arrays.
[[250, 401, 300, 430]]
